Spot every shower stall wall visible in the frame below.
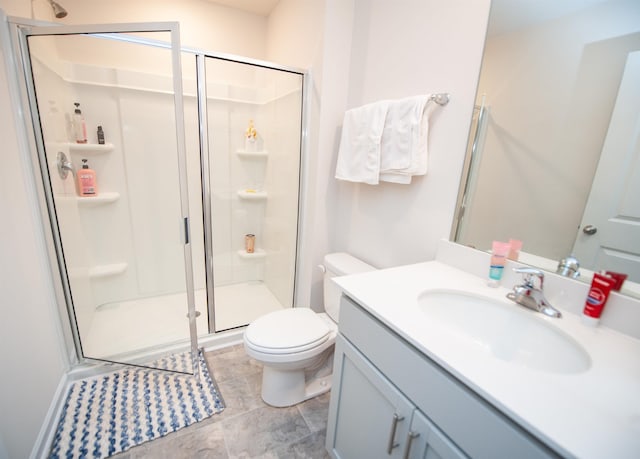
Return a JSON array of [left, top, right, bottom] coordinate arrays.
[[17, 21, 304, 370]]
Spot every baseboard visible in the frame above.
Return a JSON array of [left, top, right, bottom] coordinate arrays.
[[199, 328, 244, 352], [30, 373, 70, 459]]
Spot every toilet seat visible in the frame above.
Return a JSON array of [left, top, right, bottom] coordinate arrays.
[[245, 308, 331, 355]]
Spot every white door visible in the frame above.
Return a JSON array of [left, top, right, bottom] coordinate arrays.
[[573, 51, 640, 283]]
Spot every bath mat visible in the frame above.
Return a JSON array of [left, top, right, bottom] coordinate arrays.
[[49, 349, 225, 459]]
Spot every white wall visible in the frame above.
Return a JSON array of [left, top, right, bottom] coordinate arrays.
[[266, 0, 325, 69], [0, 13, 68, 459], [53, 0, 268, 59], [0, 0, 268, 57], [262, 0, 330, 310], [462, 0, 640, 259], [306, 0, 491, 307], [304, 0, 356, 310]]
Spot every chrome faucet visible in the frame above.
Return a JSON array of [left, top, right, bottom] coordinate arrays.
[[506, 267, 562, 318]]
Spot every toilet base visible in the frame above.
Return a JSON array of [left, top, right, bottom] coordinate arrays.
[[261, 367, 332, 407], [260, 349, 334, 407]]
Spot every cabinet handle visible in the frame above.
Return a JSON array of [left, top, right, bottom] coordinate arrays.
[[386, 413, 404, 454], [402, 431, 420, 459]]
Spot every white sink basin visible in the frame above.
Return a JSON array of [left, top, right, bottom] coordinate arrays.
[[417, 289, 591, 374]]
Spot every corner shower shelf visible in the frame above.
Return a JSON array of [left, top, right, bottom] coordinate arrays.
[[236, 149, 268, 158], [237, 249, 266, 259], [89, 262, 128, 279], [77, 192, 120, 206], [237, 190, 267, 200], [56, 191, 120, 206], [68, 142, 115, 153]]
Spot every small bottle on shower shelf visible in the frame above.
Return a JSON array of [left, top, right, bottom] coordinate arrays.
[[45, 100, 66, 142], [97, 125, 105, 145], [245, 234, 255, 253], [73, 102, 87, 144], [245, 119, 257, 152]]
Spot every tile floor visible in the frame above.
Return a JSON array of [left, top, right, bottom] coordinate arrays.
[[114, 344, 331, 458]]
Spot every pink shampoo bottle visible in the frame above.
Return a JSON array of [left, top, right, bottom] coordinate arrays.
[[77, 159, 98, 196]]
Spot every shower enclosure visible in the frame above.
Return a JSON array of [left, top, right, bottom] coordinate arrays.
[[10, 18, 305, 373], [198, 57, 303, 333]]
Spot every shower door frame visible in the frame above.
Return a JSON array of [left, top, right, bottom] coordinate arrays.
[[10, 18, 200, 375], [191, 50, 309, 333]]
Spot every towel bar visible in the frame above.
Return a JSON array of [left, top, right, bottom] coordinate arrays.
[[430, 93, 450, 106]]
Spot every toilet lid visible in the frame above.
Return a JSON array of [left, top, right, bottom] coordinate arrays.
[[245, 308, 330, 354]]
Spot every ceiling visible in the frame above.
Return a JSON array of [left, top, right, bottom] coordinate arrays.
[[207, 0, 612, 31], [205, 0, 281, 16], [488, 0, 612, 36]]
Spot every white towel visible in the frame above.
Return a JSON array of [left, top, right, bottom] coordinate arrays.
[[379, 95, 435, 184], [335, 100, 390, 184]]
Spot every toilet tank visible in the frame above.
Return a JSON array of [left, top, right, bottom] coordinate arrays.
[[323, 252, 375, 322]]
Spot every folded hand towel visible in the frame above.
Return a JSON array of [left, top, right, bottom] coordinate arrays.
[[379, 95, 435, 183], [335, 100, 390, 184], [379, 171, 413, 184]]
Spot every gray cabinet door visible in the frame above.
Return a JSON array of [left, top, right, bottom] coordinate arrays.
[[405, 409, 467, 459], [327, 335, 414, 459]]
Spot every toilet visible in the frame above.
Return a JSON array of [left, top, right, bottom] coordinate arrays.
[[243, 252, 375, 407]]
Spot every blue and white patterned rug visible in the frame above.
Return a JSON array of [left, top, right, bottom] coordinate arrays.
[[49, 350, 225, 458]]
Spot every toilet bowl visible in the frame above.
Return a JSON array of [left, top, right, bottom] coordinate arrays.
[[243, 253, 375, 407]]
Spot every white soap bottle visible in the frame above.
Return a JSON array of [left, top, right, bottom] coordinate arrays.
[[45, 100, 66, 142], [73, 102, 87, 144]]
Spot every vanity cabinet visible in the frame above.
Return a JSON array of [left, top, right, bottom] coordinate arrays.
[[326, 296, 559, 459], [328, 334, 465, 459], [407, 409, 465, 459]]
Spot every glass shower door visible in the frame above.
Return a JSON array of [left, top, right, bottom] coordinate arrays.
[[199, 56, 304, 332], [18, 22, 199, 374]]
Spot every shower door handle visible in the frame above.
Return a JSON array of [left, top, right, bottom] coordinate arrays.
[[184, 217, 190, 244]]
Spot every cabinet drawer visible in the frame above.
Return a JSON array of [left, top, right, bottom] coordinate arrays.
[[339, 295, 558, 459]]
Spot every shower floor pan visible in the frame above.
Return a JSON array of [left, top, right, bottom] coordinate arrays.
[[81, 281, 284, 359]]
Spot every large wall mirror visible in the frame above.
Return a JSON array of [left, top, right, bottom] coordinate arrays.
[[453, 0, 640, 298]]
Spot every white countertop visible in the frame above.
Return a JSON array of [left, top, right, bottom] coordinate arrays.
[[335, 261, 640, 459]]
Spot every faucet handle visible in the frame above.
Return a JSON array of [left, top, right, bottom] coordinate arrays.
[[513, 267, 545, 289], [557, 255, 580, 278]]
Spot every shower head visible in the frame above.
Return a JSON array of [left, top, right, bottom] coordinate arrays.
[[48, 0, 68, 19]]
